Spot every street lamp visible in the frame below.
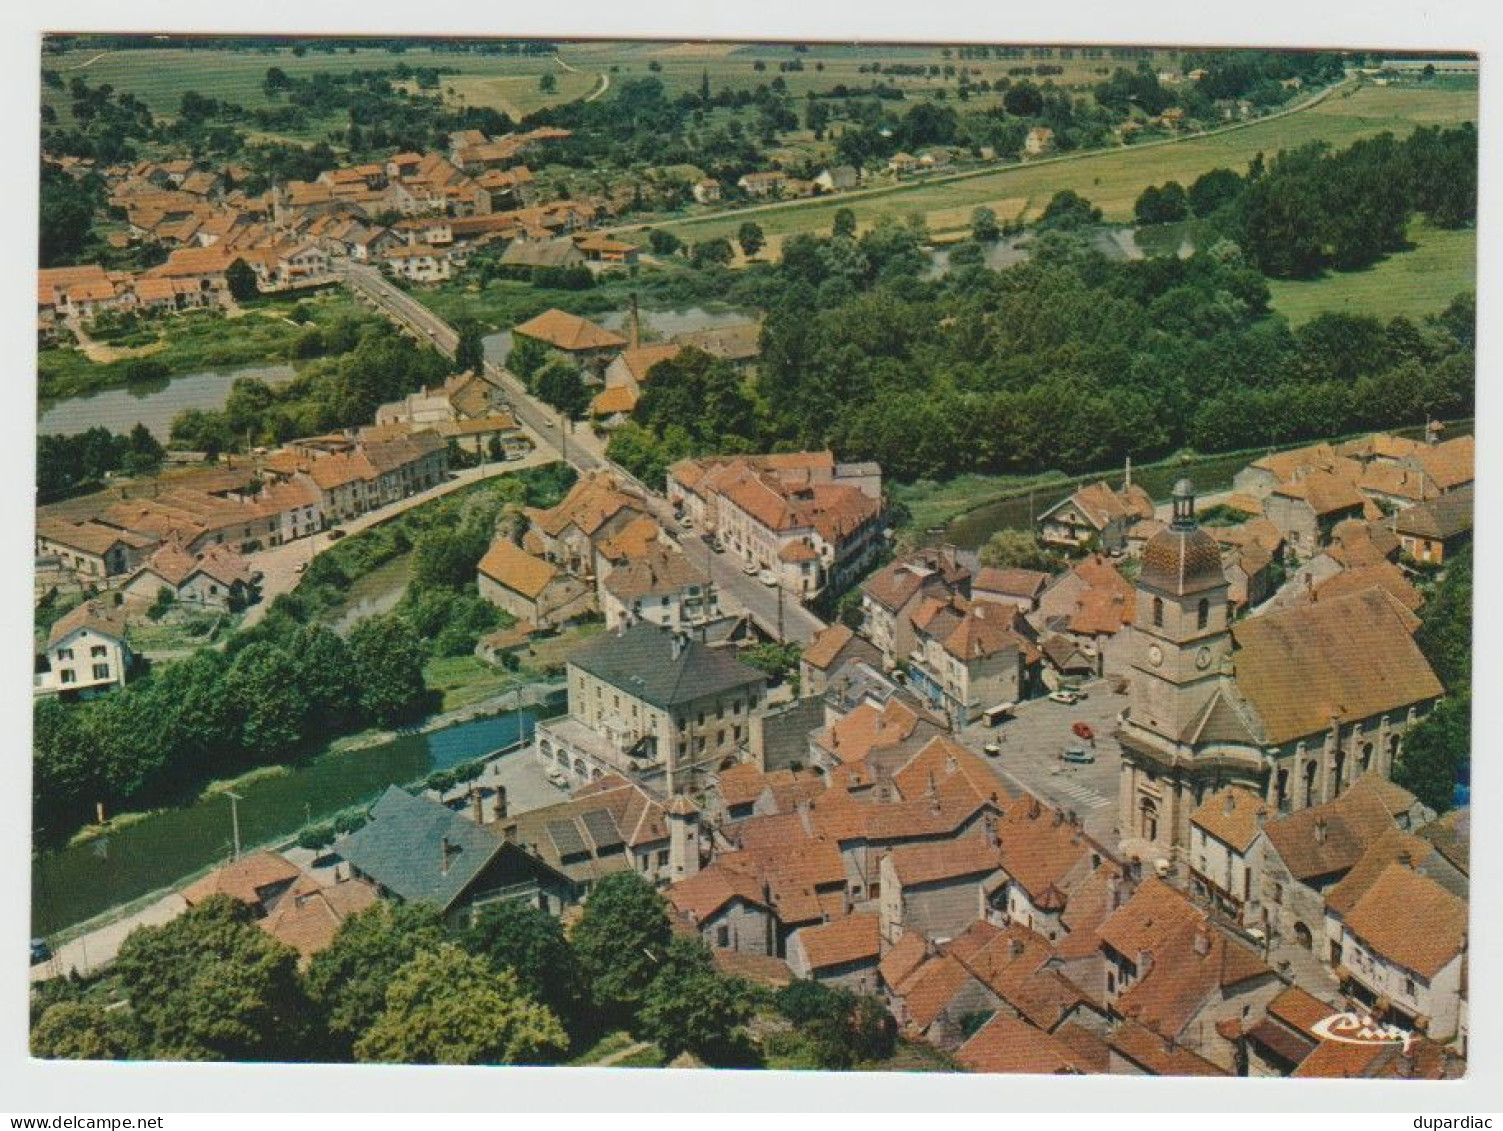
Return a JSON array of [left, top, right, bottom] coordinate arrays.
[[224, 790, 244, 861]]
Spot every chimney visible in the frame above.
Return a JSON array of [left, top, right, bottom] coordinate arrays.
[[501, 823, 518, 843], [1315, 816, 1328, 845], [493, 785, 508, 820], [440, 836, 455, 874], [1010, 937, 1026, 958], [1223, 791, 1236, 816], [1052, 807, 1064, 827], [1124, 455, 1133, 491], [471, 786, 484, 826], [1398, 850, 1413, 869], [1193, 925, 1212, 956]]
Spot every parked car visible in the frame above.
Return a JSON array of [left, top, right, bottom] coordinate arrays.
[[758, 569, 778, 587], [327, 528, 347, 541], [1049, 689, 1083, 705], [1062, 745, 1095, 764], [294, 561, 308, 574], [29, 939, 51, 966], [1072, 722, 1095, 741], [983, 742, 1002, 758], [742, 562, 759, 576], [545, 768, 570, 788]]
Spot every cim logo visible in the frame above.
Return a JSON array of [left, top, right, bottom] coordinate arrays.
[[1310, 1010, 1418, 1053]]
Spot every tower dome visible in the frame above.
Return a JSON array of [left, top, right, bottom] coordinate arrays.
[[1139, 479, 1226, 596]]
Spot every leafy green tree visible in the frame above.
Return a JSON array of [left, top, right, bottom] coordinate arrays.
[[1393, 694, 1469, 815], [690, 237, 734, 268], [970, 206, 1000, 244], [228, 641, 310, 755], [737, 221, 766, 259], [290, 624, 359, 722], [1037, 190, 1102, 230], [348, 615, 429, 726], [304, 901, 448, 1059], [1416, 548, 1472, 692], [411, 523, 491, 592], [647, 228, 683, 256], [978, 528, 1061, 571], [638, 938, 755, 1066], [454, 322, 487, 375], [831, 207, 857, 240], [1188, 167, 1244, 217], [539, 73, 557, 95], [534, 359, 591, 420], [464, 901, 588, 1037], [354, 944, 567, 1065], [31, 1000, 141, 1060], [570, 871, 673, 1027], [225, 258, 259, 302], [509, 334, 552, 384], [1134, 181, 1189, 224], [114, 895, 309, 1061], [775, 980, 894, 1069], [740, 642, 801, 689]]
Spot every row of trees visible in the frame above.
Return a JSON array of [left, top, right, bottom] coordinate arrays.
[[37, 423, 164, 502], [1394, 547, 1472, 813], [1131, 125, 1477, 277], [32, 871, 895, 1070]]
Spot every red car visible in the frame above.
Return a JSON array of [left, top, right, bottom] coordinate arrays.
[[1071, 722, 1095, 742]]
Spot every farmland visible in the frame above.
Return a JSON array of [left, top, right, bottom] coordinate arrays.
[[638, 80, 1478, 246], [40, 39, 1179, 130]]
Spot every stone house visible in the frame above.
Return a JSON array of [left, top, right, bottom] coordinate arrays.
[[599, 543, 715, 631], [36, 600, 134, 698], [667, 862, 776, 954], [1036, 480, 1155, 553], [477, 538, 593, 629], [785, 912, 882, 993], [858, 547, 971, 668], [878, 835, 1002, 945]]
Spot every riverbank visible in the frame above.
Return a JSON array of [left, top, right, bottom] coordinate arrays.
[[32, 687, 564, 941], [37, 288, 370, 404]]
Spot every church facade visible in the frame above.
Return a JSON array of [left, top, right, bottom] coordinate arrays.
[[1115, 481, 1445, 861]]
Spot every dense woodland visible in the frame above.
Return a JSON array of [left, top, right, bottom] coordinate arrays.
[[609, 197, 1474, 485]]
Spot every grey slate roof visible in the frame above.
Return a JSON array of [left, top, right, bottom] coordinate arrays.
[[1392, 484, 1473, 541], [567, 622, 765, 709], [338, 786, 506, 913]]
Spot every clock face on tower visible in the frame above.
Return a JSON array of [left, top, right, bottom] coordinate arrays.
[[1147, 644, 1164, 667], [1196, 646, 1213, 670]]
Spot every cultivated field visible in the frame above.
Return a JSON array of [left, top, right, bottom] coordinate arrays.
[[642, 80, 1478, 244], [41, 39, 1181, 129]]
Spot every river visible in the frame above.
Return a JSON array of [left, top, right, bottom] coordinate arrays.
[[37, 363, 297, 441], [927, 221, 1208, 278], [30, 699, 562, 937], [482, 305, 754, 364], [326, 553, 413, 636]]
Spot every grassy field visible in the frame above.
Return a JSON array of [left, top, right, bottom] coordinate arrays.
[[42, 40, 1181, 132], [644, 80, 1477, 246], [1267, 219, 1475, 325]]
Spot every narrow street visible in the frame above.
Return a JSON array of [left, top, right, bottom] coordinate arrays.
[[340, 264, 827, 644]]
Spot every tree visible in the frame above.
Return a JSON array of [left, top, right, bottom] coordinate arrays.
[[453, 323, 486, 376], [225, 258, 259, 303], [1037, 190, 1102, 230], [539, 73, 557, 95], [832, 207, 857, 240], [508, 334, 551, 383], [637, 938, 755, 1066], [534, 359, 591, 420], [691, 237, 734, 268], [978, 528, 1061, 571], [775, 980, 894, 1068], [570, 871, 672, 1027], [1188, 167, 1244, 217], [737, 220, 766, 260], [1392, 693, 1469, 815], [1134, 181, 1188, 224], [970, 206, 1000, 244], [227, 641, 310, 755], [304, 901, 448, 1059], [31, 1001, 141, 1061], [647, 228, 682, 257], [411, 522, 490, 592], [354, 944, 567, 1065], [113, 896, 309, 1061], [464, 901, 587, 1037], [348, 615, 429, 726]]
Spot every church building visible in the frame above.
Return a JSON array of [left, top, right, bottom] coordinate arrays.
[[1115, 480, 1445, 860]]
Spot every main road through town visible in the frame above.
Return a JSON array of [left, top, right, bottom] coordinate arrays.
[[341, 263, 826, 644]]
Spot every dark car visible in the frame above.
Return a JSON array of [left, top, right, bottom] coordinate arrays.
[[29, 938, 51, 966], [327, 528, 347, 541]]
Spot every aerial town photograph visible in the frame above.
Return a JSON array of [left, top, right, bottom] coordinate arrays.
[[22, 24, 1478, 1097]]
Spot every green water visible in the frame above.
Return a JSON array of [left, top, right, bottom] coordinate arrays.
[[31, 700, 561, 938]]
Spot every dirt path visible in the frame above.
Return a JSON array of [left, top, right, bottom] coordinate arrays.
[[59, 50, 111, 72], [67, 319, 166, 365], [594, 1041, 652, 1067]]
